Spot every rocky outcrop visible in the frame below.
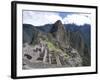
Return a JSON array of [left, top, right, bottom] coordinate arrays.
[[50, 20, 69, 48], [68, 29, 90, 66]]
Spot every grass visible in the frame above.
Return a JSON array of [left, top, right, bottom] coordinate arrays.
[[32, 36, 69, 58], [46, 41, 62, 52]]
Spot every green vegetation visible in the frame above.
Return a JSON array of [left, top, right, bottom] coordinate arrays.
[[47, 41, 61, 52], [42, 36, 61, 52], [32, 36, 69, 58], [46, 39, 68, 56]]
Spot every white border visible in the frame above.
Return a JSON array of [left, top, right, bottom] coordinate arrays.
[[17, 3, 96, 77]]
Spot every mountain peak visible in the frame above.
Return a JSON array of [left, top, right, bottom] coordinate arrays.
[[49, 20, 69, 47], [54, 20, 63, 26], [50, 20, 63, 33], [53, 20, 65, 32], [50, 20, 65, 33]]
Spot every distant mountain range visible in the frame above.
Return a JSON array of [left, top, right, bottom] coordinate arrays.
[[23, 20, 91, 66]]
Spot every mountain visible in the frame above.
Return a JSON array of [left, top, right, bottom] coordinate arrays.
[[23, 24, 37, 44], [23, 20, 91, 67], [64, 24, 91, 66], [50, 20, 69, 48], [23, 23, 90, 48], [64, 24, 91, 47], [36, 24, 53, 32]]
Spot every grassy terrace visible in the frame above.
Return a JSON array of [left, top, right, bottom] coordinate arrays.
[[46, 39, 68, 58], [47, 41, 61, 52], [32, 35, 69, 58]]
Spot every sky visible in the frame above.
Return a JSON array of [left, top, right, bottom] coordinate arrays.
[[23, 11, 91, 26]]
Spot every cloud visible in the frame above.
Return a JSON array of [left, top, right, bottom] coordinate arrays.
[[23, 11, 63, 26], [23, 11, 91, 26], [63, 14, 91, 26]]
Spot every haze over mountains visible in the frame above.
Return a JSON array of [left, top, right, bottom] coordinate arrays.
[[23, 20, 91, 69]]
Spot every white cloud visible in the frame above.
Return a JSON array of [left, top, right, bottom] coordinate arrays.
[[23, 11, 91, 26], [23, 11, 63, 26], [63, 14, 91, 26]]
